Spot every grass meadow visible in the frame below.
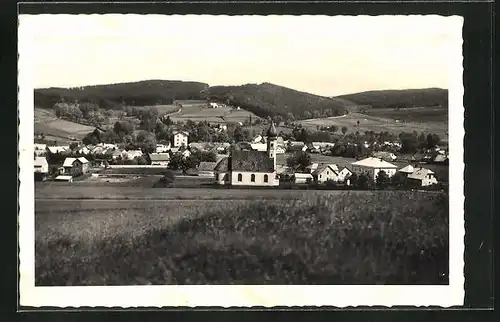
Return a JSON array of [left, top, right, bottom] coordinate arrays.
[[35, 189, 448, 286]]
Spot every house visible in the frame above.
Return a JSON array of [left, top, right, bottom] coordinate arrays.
[[287, 141, 307, 152], [372, 151, 397, 161], [306, 163, 320, 173], [252, 135, 263, 143], [62, 157, 89, 177], [34, 157, 49, 181], [156, 143, 171, 153], [292, 173, 313, 184], [312, 165, 340, 184], [433, 154, 449, 164], [251, 143, 268, 152], [214, 122, 279, 187], [197, 161, 217, 178], [181, 149, 191, 159], [54, 175, 73, 182], [337, 167, 353, 182], [407, 168, 438, 187], [398, 165, 415, 177], [123, 150, 143, 160], [189, 142, 208, 152], [149, 153, 170, 166], [77, 146, 91, 155], [34, 143, 47, 156], [172, 131, 189, 148], [351, 157, 398, 181]]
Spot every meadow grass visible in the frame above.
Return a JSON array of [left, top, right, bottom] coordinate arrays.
[[35, 191, 448, 286]]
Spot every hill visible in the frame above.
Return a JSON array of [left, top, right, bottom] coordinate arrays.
[[203, 82, 348, 120], [35, 80, 209, 110], [334, 88, 448, 110]]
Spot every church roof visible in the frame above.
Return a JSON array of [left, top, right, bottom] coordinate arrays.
[[214, 151, 274, 172], [266, 122, 277, 138]]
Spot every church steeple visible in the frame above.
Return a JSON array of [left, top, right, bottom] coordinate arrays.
[[266, 120, 277, 171]]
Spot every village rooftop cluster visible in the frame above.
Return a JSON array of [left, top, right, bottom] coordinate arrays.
[[34, 120, 447, 189]]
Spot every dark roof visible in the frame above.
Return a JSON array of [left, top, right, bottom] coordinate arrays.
[[214, 157, 229, 172], [214, 151, 275, 172], [149, 153, 171, 161], [230, 150, 275, 172], [198, 161, 217, 171], [266, 122, 277, 138]]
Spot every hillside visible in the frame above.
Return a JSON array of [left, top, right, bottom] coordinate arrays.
[[203, 82, 348, 120], [35, 80, 209, 110], [334, 88, 448, 110]]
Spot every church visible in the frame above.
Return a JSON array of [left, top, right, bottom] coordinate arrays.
[[214, 122, 279, 186]]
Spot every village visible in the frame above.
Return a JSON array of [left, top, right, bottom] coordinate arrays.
[[33, 119, 449, 191]]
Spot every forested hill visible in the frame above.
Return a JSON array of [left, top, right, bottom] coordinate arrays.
[[334, 88, 448, 109], [35, 80, 209, 110], [203, 82, 348, 120]]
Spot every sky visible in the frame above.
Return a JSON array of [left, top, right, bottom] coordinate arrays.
[[19, 15, 463, 96]]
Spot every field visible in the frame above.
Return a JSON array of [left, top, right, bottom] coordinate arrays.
[[132, 104, 180, 116], [297, 112, 448, 140], [34, 108, 96, 140], [169, 102, 262, 124], [362, 107, 448, 123], [35, 186, 448, 285]]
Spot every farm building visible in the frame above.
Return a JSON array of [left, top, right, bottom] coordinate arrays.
[[214, 122, 279, 187], [351, 157, 398, 181], [149, 153, 170, 166], [34, 157, 49, 181], [312, 165, 340, 184], [197, 161, 217, 178], [292, 173, 313, 184], [54, 175, 73, 182], [34, 144, 47, 156], [407, 168, 438, 187], [62, 157, 89, 177], [172, 131, 189, 148]]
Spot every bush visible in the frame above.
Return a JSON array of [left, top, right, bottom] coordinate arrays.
[[36, 191, 449, 286]]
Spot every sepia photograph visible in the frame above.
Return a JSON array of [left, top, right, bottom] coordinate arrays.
[[19, 14, 464, 307]]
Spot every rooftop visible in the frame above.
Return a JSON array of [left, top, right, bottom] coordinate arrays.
[[351, 157, 397, 169]]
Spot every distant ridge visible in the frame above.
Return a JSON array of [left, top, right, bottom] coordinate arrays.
[[334, 88, 448, 109]]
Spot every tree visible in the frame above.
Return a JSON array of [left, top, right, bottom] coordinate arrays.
[[286, 151, 311, 172], [376, 170, 390, 189], [341, 126, 348, 135], [139, 107, 159, 132], [136, 131, 157, 153], [426, 133, 441, 149], [391, 171, 407, 188], [330, 125, 338, 133], [356, 173, 374, 189]]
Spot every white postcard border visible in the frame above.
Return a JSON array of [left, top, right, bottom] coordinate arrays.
[[18, 14, 465, 308]]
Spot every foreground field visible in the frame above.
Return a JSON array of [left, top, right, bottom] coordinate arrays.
[[35, 189, 448, 285]]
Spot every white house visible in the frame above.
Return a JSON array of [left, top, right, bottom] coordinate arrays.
[[337, 167, 353, 182], [173, 131, 189, 147], [407, 168, 438, 187], [398, 165, 415, 177], [181, 149, 191, 159], [62, 157, 89, 177], [123, 150, 143, 160], [149, 153, 170, 166], [214, 122, 279, 187], [312, 165, 340, 184], [351, 157, 398, 181], [156, 143, 171, 153], [47, 146, 69, 154], [252, 135, 263, 143], [34, 157, 49, 181], [77, 146, 91, 155], [372, 151, 397, 161], [251, 143, 268, 152], [54, 175, 73, 182]]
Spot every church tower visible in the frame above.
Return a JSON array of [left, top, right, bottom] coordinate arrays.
[[266, 120, 277, 171]]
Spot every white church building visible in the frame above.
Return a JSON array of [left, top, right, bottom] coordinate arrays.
[[214, 122, 279, 186]]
